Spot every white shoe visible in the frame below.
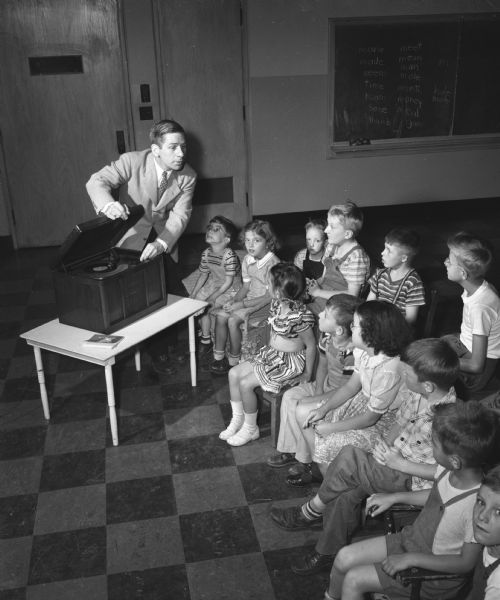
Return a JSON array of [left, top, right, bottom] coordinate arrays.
[[219, 417, 244, 440], [227, 424, 260, 446]]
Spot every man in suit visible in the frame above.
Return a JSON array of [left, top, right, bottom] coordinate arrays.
[[86, 119, 197, 374]]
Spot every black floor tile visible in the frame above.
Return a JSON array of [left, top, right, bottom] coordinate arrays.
[[107, 565, 190, 600], [238, 463, 311, 504], [39, 449, 105, 492], [28, 527, 106, 584], [0, 426, 47, 460], [49, 393, 107, 424], [161, 381, 219, 410], [105, 412, 165, 447], [0, 494, 37, 539], [168, 434, 235, 473], [0, 588, 26, 600], [1, 375, 54, 403], [106, 476, 176, 524], [180, 506, 260, 562]]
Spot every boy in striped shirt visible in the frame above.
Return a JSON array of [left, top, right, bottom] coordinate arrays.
[[367, 227, 425, 326]]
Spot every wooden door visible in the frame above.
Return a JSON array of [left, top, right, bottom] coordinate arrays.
[[0, 0, 129, 247], [155, 0, 249, 231]]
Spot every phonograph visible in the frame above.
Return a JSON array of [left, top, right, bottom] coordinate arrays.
[[53, 205, 167, 333]]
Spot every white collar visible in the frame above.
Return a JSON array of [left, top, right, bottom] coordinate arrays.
[[246, 251, 274, 268]]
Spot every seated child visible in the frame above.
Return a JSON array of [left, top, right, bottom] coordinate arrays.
[[443, 232, 500, 396], [189, 216, 241, 351], [308, 201, 370, 315], [270, 337, 460, 577], [210, 219, 280, 374], [220, 263, 316, 446], [294, 218, 328, 285], [266, 293, 360, 471], [329, 401, 498, 600], [367, 227, 425, 325], [292, 300, 411, 482], [473, 464, 500, 600]]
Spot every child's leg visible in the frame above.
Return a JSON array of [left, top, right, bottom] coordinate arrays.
[[272, 384, 316, 465], [213, 312, 229, 359], [227, 314, 244, 364], [219, 362, 248, 440], [329, 536, 386, 600], [295, 399, 317, 461], [226, 363, 262, 446], [338, 564, 383, 600], [199, 312, 211, 339]]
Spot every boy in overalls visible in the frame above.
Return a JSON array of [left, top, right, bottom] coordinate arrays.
[[308, 201, 370, 315], [327, 401, 498, 600], [472, 464, 500, 600]]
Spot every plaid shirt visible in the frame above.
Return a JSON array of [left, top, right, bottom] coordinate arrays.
[[392, 386, 456, 491]]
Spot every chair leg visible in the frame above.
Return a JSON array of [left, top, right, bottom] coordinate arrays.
[[270, 392, 282, 448]]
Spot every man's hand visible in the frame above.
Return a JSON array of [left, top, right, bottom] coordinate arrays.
[[140, 241, 165, 262], [101, 201, 129, 220]]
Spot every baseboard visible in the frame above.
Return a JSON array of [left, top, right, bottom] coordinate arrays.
[[0, 235, 14, 254]]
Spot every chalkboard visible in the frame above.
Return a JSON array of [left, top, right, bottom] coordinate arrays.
[[329, 15, 500, 152]]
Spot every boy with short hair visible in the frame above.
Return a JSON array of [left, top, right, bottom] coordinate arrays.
[[329, 401, 498, 600], [473, 464, 500, 600], [267, 293, 360, 475], [308, 202, 370, 315], [189, 215, 241, 351], [367, 227, 425, 325], [443, 231, 500, 396], [270, 338, 460, 576]]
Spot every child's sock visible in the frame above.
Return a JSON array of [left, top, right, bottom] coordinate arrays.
[[219, 401, 244, 440], [200, 334, 211, 345], [227, 352, 240, 366], [226, 411, 260, 446], [243, 411, 258, 429], [213, 349, 225, 361], [301, 500, 323, 521]]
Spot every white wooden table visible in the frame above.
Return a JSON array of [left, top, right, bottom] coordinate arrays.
[[20, 295, 207, 446]]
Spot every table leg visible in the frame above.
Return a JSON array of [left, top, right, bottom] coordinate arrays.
[[188, 315, 196, 387], [104, 364, 119, 446], [33, 346, 50, 420], [135, 348, 141, 372]]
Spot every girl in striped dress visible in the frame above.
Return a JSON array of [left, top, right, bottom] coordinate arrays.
[[220, 263, 317, 447]]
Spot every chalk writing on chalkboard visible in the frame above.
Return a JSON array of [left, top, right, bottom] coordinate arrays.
[[329, 15, 500, 153]]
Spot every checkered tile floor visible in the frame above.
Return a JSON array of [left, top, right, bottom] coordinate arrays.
[[0, 247, 328, 600]]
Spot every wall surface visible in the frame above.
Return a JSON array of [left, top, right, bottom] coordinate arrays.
[[246, 0, 500, 215]]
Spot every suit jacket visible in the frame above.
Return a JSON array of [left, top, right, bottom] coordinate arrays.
[[86, 149, 197, 261]]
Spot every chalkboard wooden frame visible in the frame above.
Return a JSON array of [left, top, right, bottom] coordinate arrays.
[[328, 14, 500, 156]]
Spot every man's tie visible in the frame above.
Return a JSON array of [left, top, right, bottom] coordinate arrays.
[[157, 171, 169, 203]]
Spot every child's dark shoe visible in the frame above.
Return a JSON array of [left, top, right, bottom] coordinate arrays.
[[209, 357, 229, 375], [267, 453, 297, 468], [286, 463, 323, 487]]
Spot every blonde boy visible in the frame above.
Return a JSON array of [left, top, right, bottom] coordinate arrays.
[[443, 232, 500, 396], [367, 228, 425, 325], [308, 202, 370, 315]]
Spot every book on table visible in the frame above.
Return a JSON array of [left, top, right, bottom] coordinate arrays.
[[82, 333, 124, 349]]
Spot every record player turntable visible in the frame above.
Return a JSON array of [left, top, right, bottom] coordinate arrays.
[[53, 205, 167, 333]]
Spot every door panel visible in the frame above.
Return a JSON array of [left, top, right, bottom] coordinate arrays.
[[0, 0, 129, 247], [156, 0, 249, 231]]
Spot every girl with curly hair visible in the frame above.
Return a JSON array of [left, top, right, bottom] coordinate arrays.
[[292, 300, 412, 483]]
